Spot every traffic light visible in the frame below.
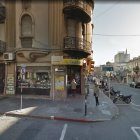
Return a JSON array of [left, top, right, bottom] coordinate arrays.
[[83, 59, 87, 71], [90, 60, 94, 72]]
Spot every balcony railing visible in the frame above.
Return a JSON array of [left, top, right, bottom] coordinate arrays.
[[64, 36, 91, 54], [63, 0, 92, 23], [0, 6, 5, 23], [0, 40, 6, 53]]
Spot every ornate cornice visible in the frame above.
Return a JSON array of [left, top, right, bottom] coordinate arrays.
[[16, 48, 50, 62]]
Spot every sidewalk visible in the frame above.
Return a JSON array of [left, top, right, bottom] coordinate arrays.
[[0, 85, 119, 123]]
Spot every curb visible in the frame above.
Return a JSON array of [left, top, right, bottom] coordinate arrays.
[[0, 95, 51, 100], [0, 112, 109, 123]]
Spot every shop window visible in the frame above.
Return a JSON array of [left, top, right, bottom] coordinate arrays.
[[17, 68, 51, 89]]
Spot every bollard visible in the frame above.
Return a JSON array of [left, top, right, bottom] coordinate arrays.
[[85, 94, 87, 116], [20, 83, 23, 110], [84, 84, 89, 116]]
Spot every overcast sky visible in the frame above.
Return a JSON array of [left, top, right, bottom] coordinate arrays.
[[93, 1, 140, 66]]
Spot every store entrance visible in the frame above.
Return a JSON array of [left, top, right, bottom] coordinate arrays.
[[0, 63, 5, 94], [67, 66, 81, 96]]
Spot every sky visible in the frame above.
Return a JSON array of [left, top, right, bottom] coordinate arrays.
[[93, 1, 140, 66]]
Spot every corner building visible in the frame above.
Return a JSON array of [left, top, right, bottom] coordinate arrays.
[[0, 0, 94, 100]]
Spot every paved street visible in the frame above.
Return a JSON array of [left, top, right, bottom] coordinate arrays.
[[0, 82, 140, 140]]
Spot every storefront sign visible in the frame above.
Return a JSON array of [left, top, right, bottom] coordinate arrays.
[[55, 76, 64, 91], [52, 58, 83, 66], [6, 74, 15, 94], [51, 56, 63, 62], [102, 66, 113, 71]]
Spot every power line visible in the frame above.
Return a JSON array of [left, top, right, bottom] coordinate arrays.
[[94, 1, 121, 19], [94, 33, 140, 37]]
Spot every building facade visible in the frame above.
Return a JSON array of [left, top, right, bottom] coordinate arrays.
[[114, 50, 130, 72], [114, 49, 130, 64], [113, 50, 130, 82], [0, 0, 94, 99], [127, 56, 140, 83]]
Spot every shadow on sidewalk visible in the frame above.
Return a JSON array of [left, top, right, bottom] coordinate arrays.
[[0, 86, 119, 122]]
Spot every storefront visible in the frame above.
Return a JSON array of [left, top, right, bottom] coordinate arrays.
[[52, 56, 84, 99], [16, 65, 51, 95], [15, 57, 84, 99]]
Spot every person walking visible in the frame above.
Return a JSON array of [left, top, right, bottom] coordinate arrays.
[[71, 79, 77, 97], [93, 81, 100, 106]]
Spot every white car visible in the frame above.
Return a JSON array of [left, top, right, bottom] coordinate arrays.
[[129, 82, 136, 88]]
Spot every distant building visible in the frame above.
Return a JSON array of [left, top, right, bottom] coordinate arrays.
[[114, 49, 130, 72], [114, 49, 130, 63]]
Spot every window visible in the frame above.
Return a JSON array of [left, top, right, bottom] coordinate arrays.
[[21, 14, 33, 48], [21, 14, 32, 37]]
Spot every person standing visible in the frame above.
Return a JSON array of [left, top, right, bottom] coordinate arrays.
[[71, 79, 77, 97], [93, 81, 100, 106]]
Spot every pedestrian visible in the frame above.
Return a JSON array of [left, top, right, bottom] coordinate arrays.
[[71, 79, 77, 97], [101, 80, 104, 88], [93, 81, 100, 106]]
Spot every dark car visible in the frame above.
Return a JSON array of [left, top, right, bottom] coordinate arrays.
[[130, 82, 140, 88], [135, 82, 140, 88]]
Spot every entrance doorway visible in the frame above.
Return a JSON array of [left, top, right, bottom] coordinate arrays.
[[67, 66, 81, 95], [0, 63, 5, 94]]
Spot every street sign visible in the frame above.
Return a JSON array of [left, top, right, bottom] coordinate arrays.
[[102, 66, 113, 71], [21, 64, 26, 75], [21, 67, 26, 75]]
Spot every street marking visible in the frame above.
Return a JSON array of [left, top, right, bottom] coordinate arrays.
[[101, 110, 111, 116], [131, 102, 140, 107], [116, 103, 130, 106], [131, 102, 140, 112], [131, 106, 140, 112], [131, 127, 140, 140], [60, 124, 68, 140]]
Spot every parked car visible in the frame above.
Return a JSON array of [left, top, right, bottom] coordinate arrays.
[[129, 82, 136, 88], [130, 82, 140, 88], [135, 82, 140, 88]]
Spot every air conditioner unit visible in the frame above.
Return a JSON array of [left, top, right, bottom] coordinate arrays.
[[3, 53, 15, 60]]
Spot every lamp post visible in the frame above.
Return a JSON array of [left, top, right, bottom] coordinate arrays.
[[84, 76, 88, 116], [20, 65, 26, 110], [82, 58, 88, 116]]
